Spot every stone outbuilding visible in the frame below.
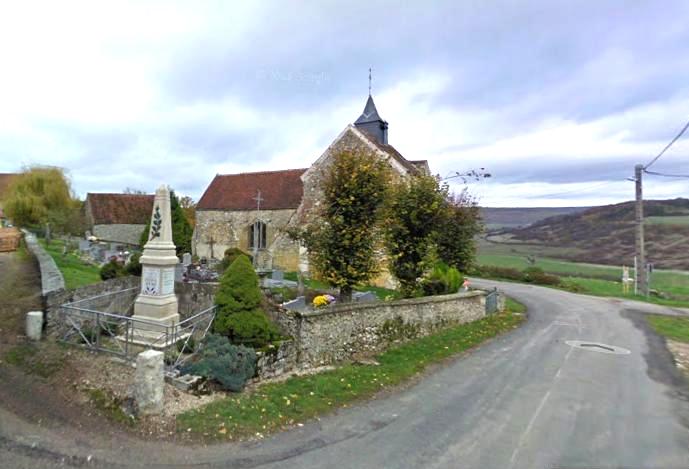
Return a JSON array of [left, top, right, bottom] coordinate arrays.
[[84, 193, 154, 246], [193, 93, 430, 277]]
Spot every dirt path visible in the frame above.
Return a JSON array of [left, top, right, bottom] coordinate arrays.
[[0, 250, 138, 443]]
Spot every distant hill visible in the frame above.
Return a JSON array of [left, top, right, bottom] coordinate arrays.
[[499, 198, 689, 270], [480, 206, 590, 231]]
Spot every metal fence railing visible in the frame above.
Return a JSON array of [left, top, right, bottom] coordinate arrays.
[[59, 288, 215, 368]]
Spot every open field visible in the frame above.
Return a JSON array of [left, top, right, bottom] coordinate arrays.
[[38, 238, 101, 289], [646, 215, 689, 226], [477, 240, 689, 306]]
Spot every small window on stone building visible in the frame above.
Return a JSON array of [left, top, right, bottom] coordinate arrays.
[[248, 221, 267, 250]]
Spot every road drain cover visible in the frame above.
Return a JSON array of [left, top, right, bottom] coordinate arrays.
[[565, 340, 631, 355]]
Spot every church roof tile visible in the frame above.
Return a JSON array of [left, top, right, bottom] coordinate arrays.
[[197, 168, 307, 211]]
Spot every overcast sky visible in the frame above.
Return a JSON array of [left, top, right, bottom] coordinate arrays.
[[1, 0, 688, 207]]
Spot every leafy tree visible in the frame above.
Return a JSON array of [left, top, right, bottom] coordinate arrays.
[[435, 189, 483, 273], [123, 187, 147, 194], [293, 149, 390, 302], [213, 255, 279, 347], [139, 189, 193, 255], [178, 195, 196, 227], [4, 166, 84, 235], [383, 175, 448, 297]]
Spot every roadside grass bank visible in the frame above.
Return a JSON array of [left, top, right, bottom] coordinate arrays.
[[646, 315, 689, 343], [38, 239, 101, 289], [176, 300, 526, 441]]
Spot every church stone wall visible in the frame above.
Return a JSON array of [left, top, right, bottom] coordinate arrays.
[[293, 127, 405, 288], [194, 208, 300, 271]]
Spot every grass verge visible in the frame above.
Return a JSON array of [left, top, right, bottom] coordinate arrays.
[[4, 343, 65, 378], [176, 301, 525, 440], [87, 388, 136, 426], [38, 239, 101, 289], [646, 315, 689, 343]]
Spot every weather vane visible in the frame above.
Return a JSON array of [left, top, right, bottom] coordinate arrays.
[[368, 67, 372, 96]]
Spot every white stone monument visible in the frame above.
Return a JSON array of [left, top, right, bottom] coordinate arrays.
[[130, 185, 180, 343]]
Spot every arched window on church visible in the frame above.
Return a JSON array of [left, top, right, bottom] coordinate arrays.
[[248, 221, 267, 250]]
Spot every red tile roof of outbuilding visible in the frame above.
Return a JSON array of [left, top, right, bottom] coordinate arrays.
[[86, 193, 154, 225], [197, 169, 307, 211]]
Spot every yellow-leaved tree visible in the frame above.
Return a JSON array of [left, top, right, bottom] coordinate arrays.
[[4, 166, 84, 236]]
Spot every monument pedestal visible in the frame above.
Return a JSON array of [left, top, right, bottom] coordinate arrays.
[[126, 185, 183, 348]]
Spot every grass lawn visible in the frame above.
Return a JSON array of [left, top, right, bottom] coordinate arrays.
[[646, 315, 689, 343], [38, 239, 101, 289], [176, 300, 525, 440]]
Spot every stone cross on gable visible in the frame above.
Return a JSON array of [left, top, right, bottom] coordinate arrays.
[[253, 189, 264, 213]]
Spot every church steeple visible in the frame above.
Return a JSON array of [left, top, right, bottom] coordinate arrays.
[[354, 94, 389, 144]]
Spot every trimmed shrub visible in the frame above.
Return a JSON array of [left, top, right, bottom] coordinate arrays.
[[215, 255, 262, 318], [218, 247, 250, 273], [181, 334, 256, 392], [100, 259, 126, 280], [220, 310, 280, 348], [213, 254, 280, 348]]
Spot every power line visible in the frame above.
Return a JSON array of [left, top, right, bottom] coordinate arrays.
[[644, 118, 689, 169], [644, 169, 689, 179]]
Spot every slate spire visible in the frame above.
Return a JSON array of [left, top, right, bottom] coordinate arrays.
[[354, 94, 389, 144]]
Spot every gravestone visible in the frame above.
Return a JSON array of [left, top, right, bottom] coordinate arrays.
[[174, 263, 184, 282], [78, 240, 91, 252], [271, 270, 284, 281], [353, 291, 378, 303], [182, 252, 192, 266]]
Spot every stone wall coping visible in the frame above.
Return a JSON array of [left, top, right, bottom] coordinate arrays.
[[297, 290, 487, 318], [21, 229, 65, 295]]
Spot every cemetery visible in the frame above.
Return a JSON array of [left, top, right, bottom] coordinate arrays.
[[15, 180, 507, 437]]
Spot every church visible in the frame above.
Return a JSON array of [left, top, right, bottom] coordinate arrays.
[[193, 93, 430, 279]]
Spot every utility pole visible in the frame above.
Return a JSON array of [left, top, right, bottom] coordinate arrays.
[[635, 164, 648, 296]]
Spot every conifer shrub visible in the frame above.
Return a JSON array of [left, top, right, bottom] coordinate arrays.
[[181, 334, 256, 392], [218, 247, 250, 273], [215, 255, 262, 317], [213, 254, 280, 348], [124, 252, 142, 276], [100, 259, 126, 280]]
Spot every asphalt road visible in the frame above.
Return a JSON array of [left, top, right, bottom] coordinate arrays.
[[2, 281, 689, 468]]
